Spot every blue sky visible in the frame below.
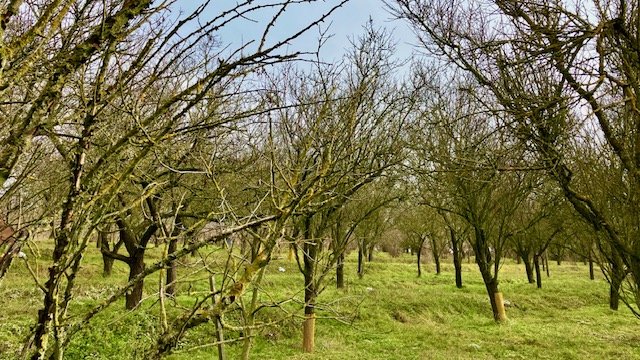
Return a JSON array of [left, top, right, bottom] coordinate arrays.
[[174, 0, 416, 64]]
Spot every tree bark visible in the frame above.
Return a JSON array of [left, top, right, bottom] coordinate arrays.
[[589, 253, 595, 280], [367, 243, 374, 262], [166, 238, 178, 296], [474, 227, 505, 322], [450, 229, 463, 288], [453, 254, 463, 288], [357, 241, 364, 278], [429, 236, 441, 275], [102, 255, 115, 277], [98, 231, 118, 277], [544, 254, 550, 277], [417, 248, 422, 277], [211, 276, 226, 360], [523, 255, 534, 284], [302, 216, 317, 353], [336, 252, 345, 288], [303, 272, 317, 352], [609, 251, 625, 311], [609, 280, 621, 311], [166, 216, 184, 297], [533, 255, 542, 289], [125, 252, 146, 310]]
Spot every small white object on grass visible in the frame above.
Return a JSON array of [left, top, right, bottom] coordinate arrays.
[[366, 287, 374, 292], [17, 251, 26, 259], [278, 267, 286, 272], [468, 343, 481, 351]]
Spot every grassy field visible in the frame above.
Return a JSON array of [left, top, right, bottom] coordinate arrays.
[[1, 244, 639, 359]]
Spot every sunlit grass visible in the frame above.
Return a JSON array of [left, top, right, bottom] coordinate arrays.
[[1, 244, 638, 359]]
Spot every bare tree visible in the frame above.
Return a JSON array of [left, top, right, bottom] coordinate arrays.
[[0, 1, 356, 358], [390, 0, 640, 317]]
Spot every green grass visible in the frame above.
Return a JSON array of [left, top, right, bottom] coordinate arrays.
[[1, 244, 639, 359]]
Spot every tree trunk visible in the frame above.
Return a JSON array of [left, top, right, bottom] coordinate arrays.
[[533, 255, 542, 289], [417, 249, 422, 277], [241, 267, 267, 360], [453, 254, 463, 288], [166, 238, 178, 296], [210, 275, 226, 360], [98, 231, 107, 275], [302, 274, 317, 352], [166, 217, 184, 297], [482, 275, 506, 322], [544, 254, 550, 277], [302, 216, 317, 353], [102, 255, 115, 277], [357, 241, 364, 278], [588, 253, 595, 280], [430, 236, 440, 275], [609, 252, 625, 311], [367, 243, 374, 262], [98, 231, 118, 277], [336, 252, 345, 288], [450, 229, 463, 288], [474, 227, 505, 322], [609, 280, 621, 311], [523, 255, 534, 284], [126, 252, 146, 310]]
